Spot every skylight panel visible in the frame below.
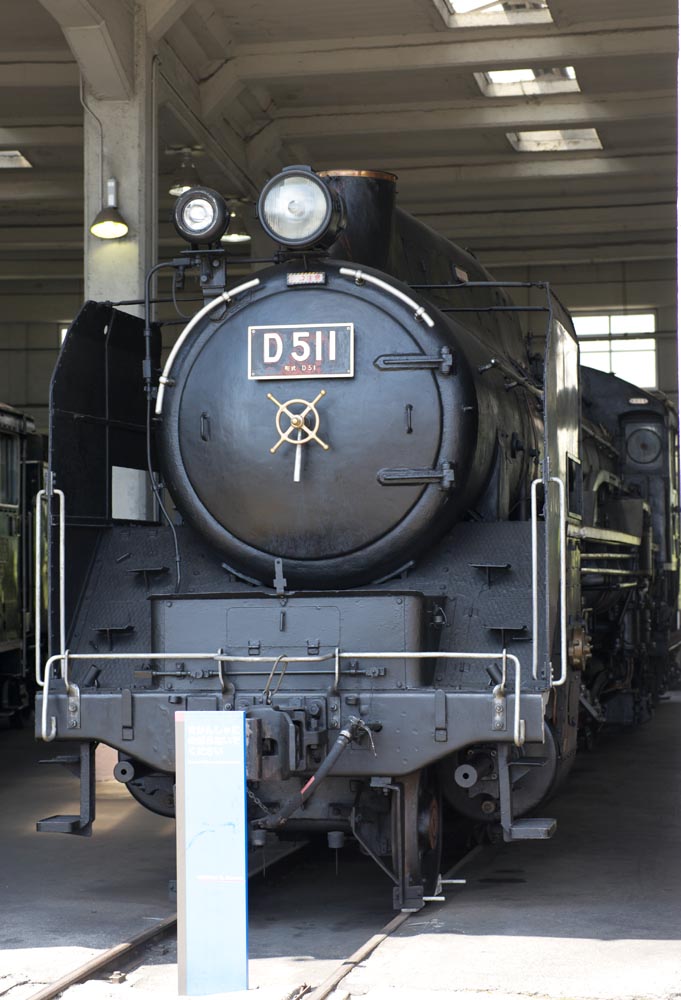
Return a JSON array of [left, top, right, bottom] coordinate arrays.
[[487, 69, 536, 84], [446, 0, 547, 10], [437, 0, 552, 26], [507, 129, 603, 153], [477, 66, 580, 97], [0, 151, 32, 169], [447, 1, 504, 11]]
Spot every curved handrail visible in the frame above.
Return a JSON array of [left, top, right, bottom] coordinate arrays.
[[155, 278, 261, 416]]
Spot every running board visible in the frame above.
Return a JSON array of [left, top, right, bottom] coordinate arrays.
[[36, 741, 95, 836]]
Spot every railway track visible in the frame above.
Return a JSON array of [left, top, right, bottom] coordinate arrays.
[[25, 844, 483, 1000], [25, 914, 178, 1000]]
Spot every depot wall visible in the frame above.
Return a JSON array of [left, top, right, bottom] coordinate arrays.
[[496, 258, 678, 410], [0, 257, 677, 432]]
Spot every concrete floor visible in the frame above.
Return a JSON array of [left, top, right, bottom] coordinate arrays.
[[0, 727, 176, 997], [339, 692, 681, 1000], [1, 694, 680, 1000], [0, 726, 392, 1000]]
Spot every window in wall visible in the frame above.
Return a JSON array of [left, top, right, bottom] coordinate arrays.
[[573, 312, 657, 389], [60, 324, 70, 345]]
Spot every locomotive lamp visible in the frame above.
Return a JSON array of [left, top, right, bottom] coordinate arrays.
[[173, 186, 230, 244], [257, 165, 344, 248]]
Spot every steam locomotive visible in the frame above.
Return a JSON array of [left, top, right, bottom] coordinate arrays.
[[36, 167, 679, 910], [0, 402, 43, 724]]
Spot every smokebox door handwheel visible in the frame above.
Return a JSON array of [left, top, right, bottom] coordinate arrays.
[[267, 389, 329, 483]]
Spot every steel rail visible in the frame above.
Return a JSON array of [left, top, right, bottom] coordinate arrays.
[[24, 839, 307, 1000], [304, 846, 483, 1000], [25, 914, 177, 1000]]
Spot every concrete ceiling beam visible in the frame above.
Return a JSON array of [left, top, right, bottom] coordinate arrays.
[[0, 226, 84, 250], [200, 26, 676, 123], [229, 26, 676, 78], [145, 0, 193, 43], [416, 202, 675, 238], [38, 0, 134, 99], [0, 259, 84, 280], [0, 63, 79, 88], [0, 173, 82, 199], [0, 125, 82, 147], [406, 188, 679, 215], [274, 92, 676, 138], [481, 241, 677, 266], [316, 153, 676, 186]]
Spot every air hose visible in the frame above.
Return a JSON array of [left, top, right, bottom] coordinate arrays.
[[255, 719, 362, 830]]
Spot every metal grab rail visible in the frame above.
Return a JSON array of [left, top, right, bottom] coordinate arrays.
[[531, 477, 542, 681], [550, 474, 568, 687], [530, 475, 568, 688], [34, 487, 65, 689], [34, 489, 45, 686], [39, 648, 527, 746], [155, 278, 261, 416], [339, 267, 435, 328]]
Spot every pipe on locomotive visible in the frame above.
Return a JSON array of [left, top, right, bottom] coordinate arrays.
[[254, 718, 363, 830], [151, 166, 351, 414]]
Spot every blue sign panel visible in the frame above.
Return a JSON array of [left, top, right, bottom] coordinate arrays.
[[176, 711, 248, 995]]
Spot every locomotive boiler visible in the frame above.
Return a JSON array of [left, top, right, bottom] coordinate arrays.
[[36, 166, 679, 910]]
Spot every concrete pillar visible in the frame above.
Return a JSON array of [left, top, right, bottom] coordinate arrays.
[[83, 7, 157, 313], [39, 0, 157, 313]]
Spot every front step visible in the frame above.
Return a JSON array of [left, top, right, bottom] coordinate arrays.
[[497, 744, 557, 843], [36, 742, 95, 837], [505, 817, 557, 841], [37, 814, 87, 834]]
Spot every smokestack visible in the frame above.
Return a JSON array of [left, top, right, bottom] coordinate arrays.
[[320, 169, 397, 271]]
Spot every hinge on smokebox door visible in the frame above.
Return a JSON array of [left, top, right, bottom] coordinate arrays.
[[377, 462, 455, 490], [374, 347, 454, 374]]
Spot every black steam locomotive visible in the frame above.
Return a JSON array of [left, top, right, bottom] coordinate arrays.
[[0, 402, 43, 724], [36, 167, 679, 910]]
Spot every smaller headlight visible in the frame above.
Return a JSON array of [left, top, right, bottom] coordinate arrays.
[[173, 187, 229, 244], [257, 166, 343, 249]]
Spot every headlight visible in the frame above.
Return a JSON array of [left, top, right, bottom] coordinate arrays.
[[173, 187, 229, 244], [257, 166, 344, 248]]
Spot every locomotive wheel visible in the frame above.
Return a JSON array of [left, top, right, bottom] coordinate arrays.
[[125, 773, 176, 817], [392, 769, 443, 899]]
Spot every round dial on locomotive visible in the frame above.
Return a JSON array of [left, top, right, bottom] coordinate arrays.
[[158, 263, 477, 587], [625, 426, 663, 465]]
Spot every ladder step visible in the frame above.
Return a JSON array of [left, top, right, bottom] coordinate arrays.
[[508, 817, 557, 840]]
